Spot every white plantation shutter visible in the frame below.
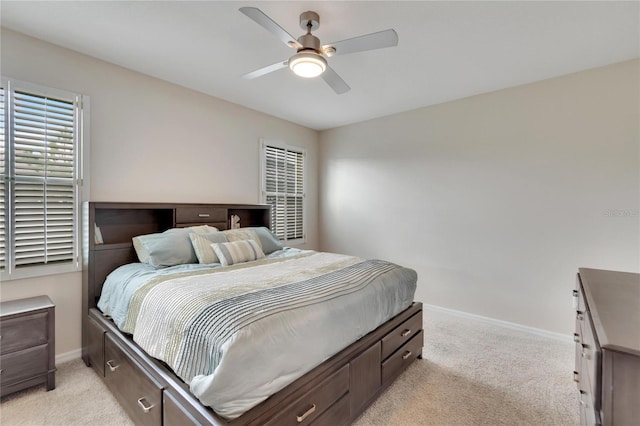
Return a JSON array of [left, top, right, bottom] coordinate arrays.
[[13, 91, 76, 267], [262, 142, 305, 241], [1, 79, 84, 279], [0, 85, 5, 272]]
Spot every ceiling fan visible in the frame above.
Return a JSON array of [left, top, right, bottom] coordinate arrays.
[[239, 7, 399, 94]]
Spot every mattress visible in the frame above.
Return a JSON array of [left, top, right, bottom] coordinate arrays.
[[98, 248, 417, 419]]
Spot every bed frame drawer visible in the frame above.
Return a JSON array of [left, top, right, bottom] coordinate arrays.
[[264, 364, 349, 426], [381, 311, 422, 360], [163, 390, 205, 426], [104, 333, 163, 426], [87, 314, 107, 377], [176, 207, 227, 224], [311, 393, 350, 426], [382, 330, 424, 386]]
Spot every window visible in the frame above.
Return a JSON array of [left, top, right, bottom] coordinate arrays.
[[260, 140, 305, 243], [1, 78, 87, 280]]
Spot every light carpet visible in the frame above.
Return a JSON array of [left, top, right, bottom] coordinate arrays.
[[0, 309, 578, 426]]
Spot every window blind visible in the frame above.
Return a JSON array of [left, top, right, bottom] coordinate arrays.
[[263, 144, 304, 241], [12, 90, 76, 267], [0, 85, 5, 272]]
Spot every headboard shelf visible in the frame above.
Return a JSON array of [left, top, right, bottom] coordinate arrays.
[[93, 242, 133, 251]]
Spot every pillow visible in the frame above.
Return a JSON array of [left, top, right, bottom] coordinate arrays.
[[211, 240, 265, 266], [133, 231, 195, 268], [248, 227, 283, 255], [132, 226, 217, 267], [189, 232, 228, 264], [187, 225, 219, 234], [223, 229, 263, 250]]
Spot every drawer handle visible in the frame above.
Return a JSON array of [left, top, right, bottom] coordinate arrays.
[[137, 397, 155, 413], [296, 404, 316, 423], [198, 213, 211, 218], [572, 289, 579, 297], [573, 371, 579, 382], [576, 311, 584, 321], [106, 360, 120, 372], [573, 333, 580, 343], [402, 350, 413, 360], [400, 329, 412, 337]]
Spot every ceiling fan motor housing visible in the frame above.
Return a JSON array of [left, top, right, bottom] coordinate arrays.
[[299, 11, 320, 31], [297, 33, 321, 52]]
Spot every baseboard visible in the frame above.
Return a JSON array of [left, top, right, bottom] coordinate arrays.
[[423, 303, 573, 343], [56, 348, 82, 364], [52, 307, 570, 363]]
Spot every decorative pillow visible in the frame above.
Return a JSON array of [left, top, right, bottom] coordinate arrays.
[[210, 240, 265, 266], [222, 229, 263, 250], [248, 227, 283, 254], [189, 232, 228, 264], [132, 226, 217, 267]]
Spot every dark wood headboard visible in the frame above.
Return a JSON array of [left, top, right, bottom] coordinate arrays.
[[81, 202, 271, 312]]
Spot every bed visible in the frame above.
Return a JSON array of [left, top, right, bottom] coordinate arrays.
[[82, 202, 423, 426]]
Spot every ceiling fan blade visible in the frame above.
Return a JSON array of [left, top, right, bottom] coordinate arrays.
[[239, 7, 302, 49], [242, 60, 289, 79], [321, 66, 350, 95], [323, 29, 398, 56]]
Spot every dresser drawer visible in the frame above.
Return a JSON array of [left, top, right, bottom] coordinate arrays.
[[176, 207, 227, 224], [381, 311, 423, 360], [0, 312, 48, 355], [579, 376, 598, 426], [574, 323, 588, 393], [0, 344, 49, 385], [264, 364, 349, 426], [382, 330, 424, 385], [581, 312, 601, 411], [104, 334, 162, 426]]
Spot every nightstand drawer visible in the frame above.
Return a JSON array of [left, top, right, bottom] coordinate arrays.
[[0, 312, 48, 355], [0, 344, 49, 384], [381, 311, 422, 360]]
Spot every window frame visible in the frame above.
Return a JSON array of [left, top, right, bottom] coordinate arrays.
[[0, 77, 90, 281], [259, 139, 306, 245]]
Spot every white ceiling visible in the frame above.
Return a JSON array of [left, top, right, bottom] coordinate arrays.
[[2, 1, 638, 130]]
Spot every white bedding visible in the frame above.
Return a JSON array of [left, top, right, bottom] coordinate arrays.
[[98, 249, 417, 419]]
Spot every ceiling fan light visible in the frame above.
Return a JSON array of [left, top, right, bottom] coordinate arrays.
[[289, 52, 327, 78]]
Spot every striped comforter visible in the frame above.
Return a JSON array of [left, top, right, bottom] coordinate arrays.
[[106, 250, 417, 419]]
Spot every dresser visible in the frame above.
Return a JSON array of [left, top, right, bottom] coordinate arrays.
[[0, 295, 56, 397], [574, 268, 640, 426]]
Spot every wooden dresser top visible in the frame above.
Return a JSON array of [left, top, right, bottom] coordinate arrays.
[[579, 268, 640, 356]]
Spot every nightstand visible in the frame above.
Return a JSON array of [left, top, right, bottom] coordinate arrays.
[[0, 295, 56, 397]]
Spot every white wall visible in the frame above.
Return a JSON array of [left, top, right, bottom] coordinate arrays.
[[319, 60, 639, 335], [0, 29, 320, 357]]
